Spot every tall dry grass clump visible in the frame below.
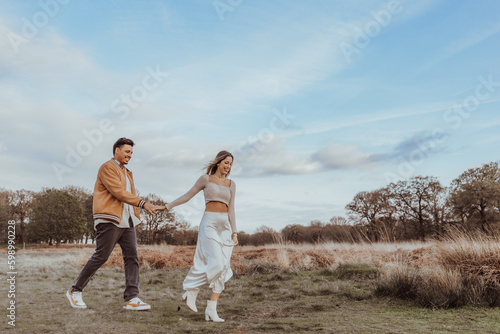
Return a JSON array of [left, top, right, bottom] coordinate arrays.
[[231, 239, 428, 274], [377, 263, 467, 308], [376, 230, 500, 308], [437, 230, 500, 306], [438, 230, 500, 283], [96, 244, 196, 269]]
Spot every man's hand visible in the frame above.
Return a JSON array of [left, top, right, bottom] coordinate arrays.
[[143, 202, 158, 215]]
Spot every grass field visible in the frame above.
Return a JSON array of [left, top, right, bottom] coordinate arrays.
[[1, 239, 500, 334]]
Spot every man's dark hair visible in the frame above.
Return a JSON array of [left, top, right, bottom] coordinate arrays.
[[113, 137, 135, 155]]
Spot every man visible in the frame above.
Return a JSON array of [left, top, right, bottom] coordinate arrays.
[[66, 137, 160, 310]]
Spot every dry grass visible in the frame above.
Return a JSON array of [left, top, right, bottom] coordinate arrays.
[[4, 252, 499, 334], [3, 237, 500, 333], [438, 231, 500, 286], [14, 241, 431, 274], [14, 233, 500, 309], [13, 243, 433, 275], [81, 241, 429, 274], [377, 230, 500, 308]]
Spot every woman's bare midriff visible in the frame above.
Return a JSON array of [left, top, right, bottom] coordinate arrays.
[[205, 201, 228, 213]]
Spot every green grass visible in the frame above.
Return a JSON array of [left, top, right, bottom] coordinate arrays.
[[1, 252, 500, 333]]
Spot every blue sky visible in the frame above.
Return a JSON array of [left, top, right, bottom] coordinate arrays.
[[1, 0, 499, 233]]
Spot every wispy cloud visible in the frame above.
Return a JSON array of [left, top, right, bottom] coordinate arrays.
[[223, 137, 374, 177], [159, 26, 351, 115], [312, 143, 374, 169], [370, 130, 449, 163], [283, 95, 500, 141], [0, 1, 498, 232], [282, 100, 457, 138], [417, 21, 500, 74]]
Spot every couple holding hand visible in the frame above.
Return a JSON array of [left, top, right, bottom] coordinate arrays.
[[66, 137, 237, 322]]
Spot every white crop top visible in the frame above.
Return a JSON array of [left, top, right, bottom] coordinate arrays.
[[166, 174, 237, 232]]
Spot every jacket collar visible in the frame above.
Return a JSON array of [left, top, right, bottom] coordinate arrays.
[[111, 158, 130, 172]]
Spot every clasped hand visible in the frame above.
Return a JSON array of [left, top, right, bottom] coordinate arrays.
[[143, 202, 166, 215]]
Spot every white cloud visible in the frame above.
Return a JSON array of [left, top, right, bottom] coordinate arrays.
[[231, 137, 375, 177], [313, 143, 373, 169], [233, 137, 320, 177]]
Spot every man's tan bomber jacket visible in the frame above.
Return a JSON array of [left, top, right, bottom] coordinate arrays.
[[92, 159, 145, 225]]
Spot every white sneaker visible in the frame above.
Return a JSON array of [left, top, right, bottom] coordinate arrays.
[[66, 289, 87, 309], [123, 297, 151, 311]]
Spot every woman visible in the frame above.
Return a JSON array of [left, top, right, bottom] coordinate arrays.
[[161, 150, 237, 322]]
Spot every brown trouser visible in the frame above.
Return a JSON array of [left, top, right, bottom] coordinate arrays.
[[72, 218, 139, 301]]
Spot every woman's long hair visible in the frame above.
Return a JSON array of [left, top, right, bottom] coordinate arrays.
[[205, 151, 234, 176]]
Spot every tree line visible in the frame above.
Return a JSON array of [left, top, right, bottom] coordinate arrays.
[[344, 161, 500, 242], [238, 162, 500, 244], [1, 162, 499, 246], [0, 186, 196, 246]]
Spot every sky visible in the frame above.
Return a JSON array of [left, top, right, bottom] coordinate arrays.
[[0, 0, 499, 233]]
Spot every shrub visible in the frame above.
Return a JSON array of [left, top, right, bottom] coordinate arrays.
[[376, 231, 500, 308]]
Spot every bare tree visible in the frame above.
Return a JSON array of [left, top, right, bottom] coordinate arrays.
[[329, 216, 348, 225], [448, 162, 500, 231], [389, 176, 444, 241], [10, 189, 34, 244], [139, 193, 176, 244], [249, 225, 277, 245], [345, 188, 393, 241]]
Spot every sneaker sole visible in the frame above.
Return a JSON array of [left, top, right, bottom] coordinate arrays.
[[123, 305, 151, 311], [66, 290, 87, 309]]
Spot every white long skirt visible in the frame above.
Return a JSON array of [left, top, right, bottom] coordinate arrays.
[[183, 211, 234, 293]]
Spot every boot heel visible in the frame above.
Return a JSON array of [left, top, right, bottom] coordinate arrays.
[[182, 292, 187, 301], [205, 314, 211, 321]]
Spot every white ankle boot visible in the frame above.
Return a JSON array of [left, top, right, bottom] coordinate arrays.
[[205, 300, 224, 322], [182, 288, 199, 312]]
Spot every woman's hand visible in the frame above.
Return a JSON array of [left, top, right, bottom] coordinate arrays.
[[232, 233, 238, 246]]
